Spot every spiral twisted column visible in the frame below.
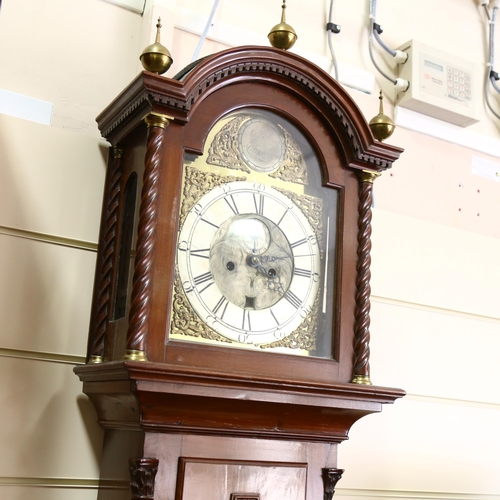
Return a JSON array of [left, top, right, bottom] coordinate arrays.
[[88, 147, 124, 364], [124, 113, 172, 361], [351, 170, 380, 385]]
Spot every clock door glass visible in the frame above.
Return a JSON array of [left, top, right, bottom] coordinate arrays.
[[171, 109, 338, 359]]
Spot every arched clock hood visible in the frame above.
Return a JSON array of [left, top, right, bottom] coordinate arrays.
[[98, 46, 401, 173]]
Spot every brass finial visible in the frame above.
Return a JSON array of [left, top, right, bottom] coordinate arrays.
[[140, 17, 173, 74], [369, 90, 395, 142], [268, 0, 297, 50]]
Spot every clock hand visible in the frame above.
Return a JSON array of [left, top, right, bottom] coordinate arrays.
[[245, 254, 288, 295]]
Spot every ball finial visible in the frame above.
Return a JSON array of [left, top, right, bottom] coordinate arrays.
[[268, 1, 297, 50], [369, 90, 395, 142], [140, 17, 173, 74]]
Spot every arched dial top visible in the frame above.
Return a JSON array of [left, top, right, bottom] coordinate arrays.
[[171, 108, 338, 358]]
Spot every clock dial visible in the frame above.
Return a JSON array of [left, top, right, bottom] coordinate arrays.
[[177, 182, 320, 346], [171, 108, 338, 358]]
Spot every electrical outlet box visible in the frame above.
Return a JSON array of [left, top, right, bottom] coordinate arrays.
[[396, 40, 480, 127]]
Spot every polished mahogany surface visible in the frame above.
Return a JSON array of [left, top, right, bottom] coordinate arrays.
[[75, 46, 404, 500]]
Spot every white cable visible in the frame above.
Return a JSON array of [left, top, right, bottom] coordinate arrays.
[[368, 0, 409, 89], [191, 0, 221, 62], [368, 21, 396, 84], [491, 75, 500, 93], [485, 68, 500, 118], [373, 28, 396, 57], [483, 3, 491, 21], [490, 6, 497, 69], [368, 0, 395, 83], [327, 0, 339, 80], [483, 3, 500, 117], [489, 6, 500, 95]]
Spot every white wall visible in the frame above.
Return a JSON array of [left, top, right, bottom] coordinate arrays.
[[0, 0, 499, 499]]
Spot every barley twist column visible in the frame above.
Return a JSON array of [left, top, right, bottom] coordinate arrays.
[[124, 113, 172, 361], [88, 146, 124, 364], [351, 170, 380, 385]]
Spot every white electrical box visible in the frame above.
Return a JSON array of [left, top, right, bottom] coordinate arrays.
[[396, 40, 480, 127]]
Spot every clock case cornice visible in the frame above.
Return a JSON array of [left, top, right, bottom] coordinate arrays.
[[96, 46, 402, 173], [75, 360, 404, 443]]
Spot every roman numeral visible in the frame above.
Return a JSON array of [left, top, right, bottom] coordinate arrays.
[[224, 195, 239, 215], [193, 272, 214, 293], [276, 208, 289, 226], [201, 218, 219, 229], [270, 309, 280, 326], [290, 237, 308, 249], [253, 193, 264, 216], [242, 309, 251, 330], [193, 272, 212, 285], [283, 290, 302, 309], [294, 267, 312, 278], [190, 248, 210, 259], [212, 296, 229, 320]]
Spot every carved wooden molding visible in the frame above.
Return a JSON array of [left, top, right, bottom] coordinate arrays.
[[129, 457, 159, 500], [97, 48, 403, 170], [157, 60, 366, 163], [101, 92, 150, 141], [322, 468, 344, 500]]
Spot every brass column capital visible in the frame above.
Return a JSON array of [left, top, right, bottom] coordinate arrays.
[[358, 170, 382, 184], [112, 146, 124, 159], [144, 112, 174, 129]]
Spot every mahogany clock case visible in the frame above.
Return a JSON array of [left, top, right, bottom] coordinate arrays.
[[75, 46, 404, 500], [82, 46, 402, 386]]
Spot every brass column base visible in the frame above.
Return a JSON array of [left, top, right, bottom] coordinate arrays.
[[88, 355, 104, 364], [123, 350, 148, 362], [351, 374, 372, 385]]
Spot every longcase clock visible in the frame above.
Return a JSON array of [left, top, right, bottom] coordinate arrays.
[[75, 46, 405, 500]]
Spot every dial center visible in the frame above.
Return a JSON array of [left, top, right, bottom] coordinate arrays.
[[209, 214, 294, 310]]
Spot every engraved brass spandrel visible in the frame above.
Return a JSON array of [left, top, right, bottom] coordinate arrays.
[[207, 114, 308, 185], [171, 272, 232, 344], [207, 115, 252, 173], [179, 166, 247, 227], [260, 289, 319, 351], [268, 124, 308, 185], [274, 186, 323, 250]]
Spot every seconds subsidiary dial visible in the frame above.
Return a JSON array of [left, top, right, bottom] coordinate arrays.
[[176, 181, 320, 346]]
